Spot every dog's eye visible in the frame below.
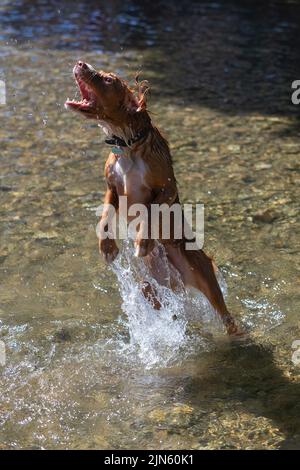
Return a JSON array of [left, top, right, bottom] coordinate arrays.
[[104, 76, 113, 84]]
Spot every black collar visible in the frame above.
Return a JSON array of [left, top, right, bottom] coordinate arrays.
[[104, 127, 150, 148]]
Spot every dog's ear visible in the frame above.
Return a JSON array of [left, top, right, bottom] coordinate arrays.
[[135, 73, 150, 112], [137, 85, 149, 112]]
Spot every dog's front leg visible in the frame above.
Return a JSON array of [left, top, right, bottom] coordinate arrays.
[[135, 185, 178, 257], [134, 207, 154, 257], [99, 185, 119, 263]]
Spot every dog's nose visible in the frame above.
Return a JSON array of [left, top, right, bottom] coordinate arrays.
[[77, 61, 87, 69]]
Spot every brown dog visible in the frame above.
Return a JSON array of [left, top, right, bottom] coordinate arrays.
[[65, 61, 240, 335]]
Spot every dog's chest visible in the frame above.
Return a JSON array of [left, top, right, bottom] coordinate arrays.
[[112, 155, 150, 197]]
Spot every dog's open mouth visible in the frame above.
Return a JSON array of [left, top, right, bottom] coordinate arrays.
[[64, 63, 99, 115]]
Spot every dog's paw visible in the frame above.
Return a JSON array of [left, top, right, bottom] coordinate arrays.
[[99, 239, 119, 263], [134, 239, 154, 257], [223, 313, 245, 338], [226, 322, 245, 338]]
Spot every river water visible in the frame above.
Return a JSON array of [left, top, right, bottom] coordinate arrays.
[[1, 0, 300, 449]]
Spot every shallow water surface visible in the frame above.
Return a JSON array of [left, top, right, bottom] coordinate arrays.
[[1, 0, 300, 450]]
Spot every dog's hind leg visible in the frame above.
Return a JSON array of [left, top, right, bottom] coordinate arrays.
[[140, 243, 183, 310], [185, 250, 242, 335], [141, 281, 161, 310], [166, 244, 242, 335]]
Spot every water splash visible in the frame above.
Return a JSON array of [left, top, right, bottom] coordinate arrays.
[[111, 240, 221, 368], [110, 241, 287, 367]]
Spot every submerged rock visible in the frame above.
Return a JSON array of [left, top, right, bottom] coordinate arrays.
[[53, 328, 72, 342], [252, 209, 279, 224]]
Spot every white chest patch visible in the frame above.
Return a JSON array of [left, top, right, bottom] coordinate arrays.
[[115, 156, 134, 176], [114, 156, 148, 194]]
